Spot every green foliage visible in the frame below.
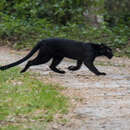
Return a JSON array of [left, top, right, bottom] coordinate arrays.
[[0, 0, 85, 24], [0, 67, 68, 129], [104, 0, 130, 26], [0, 0, 130, 56]]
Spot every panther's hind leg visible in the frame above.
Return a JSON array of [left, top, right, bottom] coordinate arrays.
[[50, 57, 65, 74], [20, 56, 51, 73]]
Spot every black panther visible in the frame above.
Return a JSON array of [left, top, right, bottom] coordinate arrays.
[[0, 38, 113, 75]]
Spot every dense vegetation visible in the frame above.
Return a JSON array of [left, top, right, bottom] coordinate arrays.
[[0, 0, 130, 56]]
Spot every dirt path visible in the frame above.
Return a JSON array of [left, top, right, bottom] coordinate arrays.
[[0, 46, 130, 130]]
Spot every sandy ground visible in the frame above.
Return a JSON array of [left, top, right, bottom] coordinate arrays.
[[0, 46, 130, 130]]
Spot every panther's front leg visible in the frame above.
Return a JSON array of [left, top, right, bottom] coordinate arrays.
[[84, 59, 106, 76], [68, 60, 82, 71]]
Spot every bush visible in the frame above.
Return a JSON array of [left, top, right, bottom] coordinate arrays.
[[0, 0, 130, 57]]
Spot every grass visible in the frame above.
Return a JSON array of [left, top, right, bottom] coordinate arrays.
[[0, 67, 68, 129]]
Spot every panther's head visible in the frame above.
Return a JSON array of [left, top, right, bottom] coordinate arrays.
[[99, 43, 113, 59]]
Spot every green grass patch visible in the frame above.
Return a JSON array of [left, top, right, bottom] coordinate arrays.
[[0, 67, 68, 129]]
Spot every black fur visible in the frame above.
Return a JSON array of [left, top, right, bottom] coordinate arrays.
[[0, 38, 113, 75]]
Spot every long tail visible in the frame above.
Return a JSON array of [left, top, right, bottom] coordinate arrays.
[[0, 41, 42, 70]]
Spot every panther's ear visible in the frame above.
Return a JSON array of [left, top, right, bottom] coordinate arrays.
[[100, 43, 105, 48]]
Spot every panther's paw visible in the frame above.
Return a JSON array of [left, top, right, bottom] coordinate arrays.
[[96, 72, 106, 76]]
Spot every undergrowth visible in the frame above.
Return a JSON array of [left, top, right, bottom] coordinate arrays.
[[0, 0, 130, 57]]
